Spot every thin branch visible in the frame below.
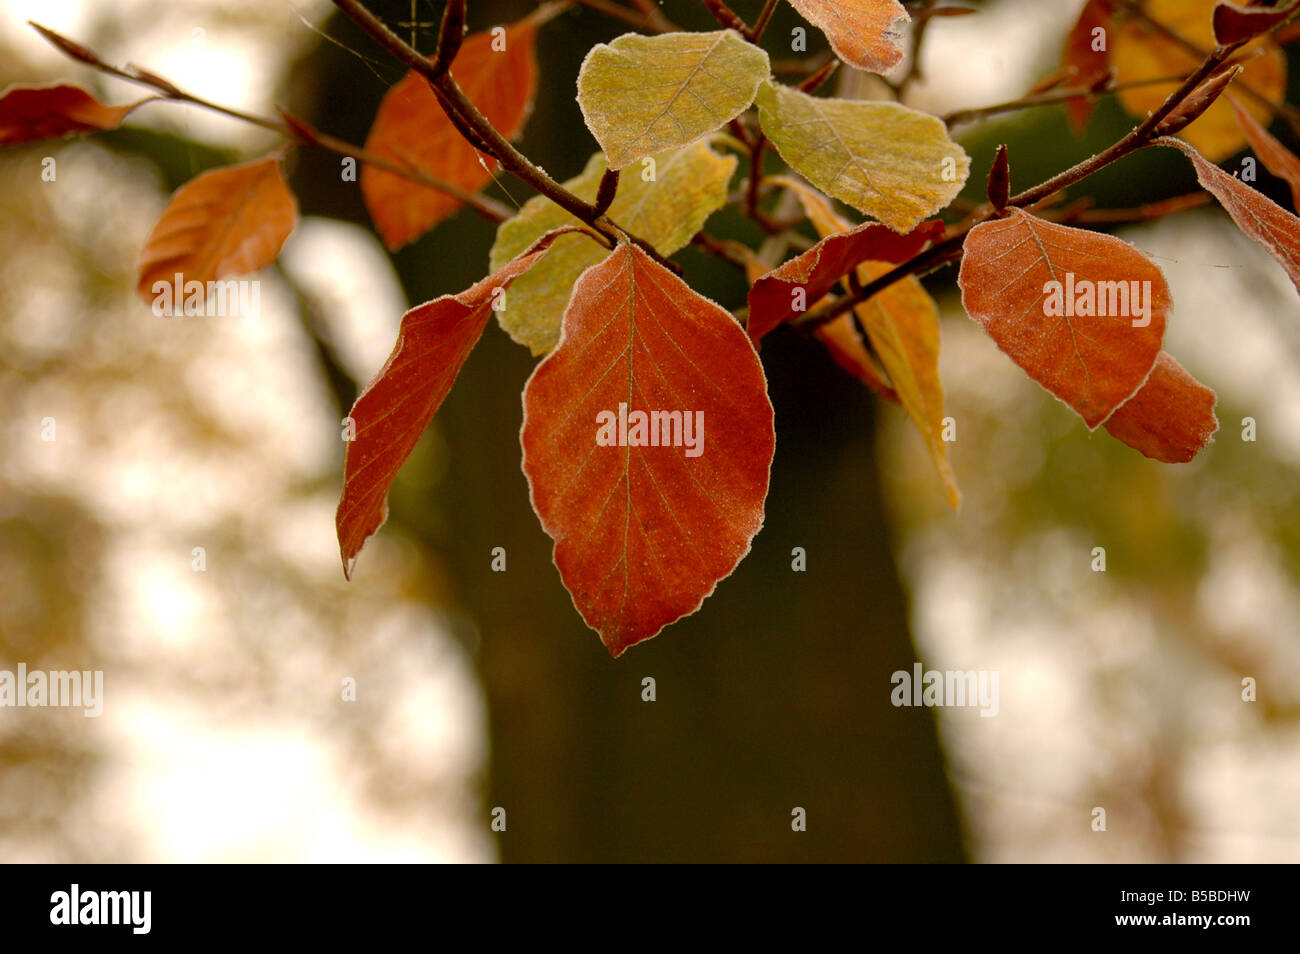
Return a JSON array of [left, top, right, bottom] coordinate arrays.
[[279, 110, 512, 221], [691, 231, 750, 271], [625, 0, 679, 32], [329, 0, 681, 271], [942, 72, 1198, 126], [1112, 0, 1300, 136], [797, 37, 1251, 330], [893, 0, 941, 96], [701, 0, 748, 34], [429, 0, 466, 77], [771, 51, 835, 77], [28, 21, 513, 223], [571, 0, 669, 31], [749, 0, 781, 43], [1042, 192, 1211, 226]]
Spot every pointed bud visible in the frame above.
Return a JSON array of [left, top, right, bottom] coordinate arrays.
[[28, 21, 101, 66], [1154, 64, 1244, 138], [987, 144, 1010, 213]]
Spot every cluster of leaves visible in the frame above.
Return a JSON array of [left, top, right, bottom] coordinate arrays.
[[5, 0, 1300, 657]]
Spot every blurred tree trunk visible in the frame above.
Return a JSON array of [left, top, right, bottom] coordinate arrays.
[[441, 326, 966, 862]]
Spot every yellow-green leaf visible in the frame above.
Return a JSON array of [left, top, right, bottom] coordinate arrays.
[[490, 142, 737, 354], [756, 81, 969, 232], [576, 30, 770, 170]]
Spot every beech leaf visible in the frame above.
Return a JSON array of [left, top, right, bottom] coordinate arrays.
[[1060, 0, 1115, 134], [1229, 96, 1300, 209], [747, 218, 943, 343], [1213, 0, 1300, 46], [490, 142, 736, 354], [1113, 0, 1285, 162], [1159, 136, 1300, 295], [521, 243, 775, 656], [1103, 352, 1218, 463], [958, 208, 1170, 429], [755, 81, 969, 232], [785, 0, 910, 75], [0, 83, 147, 146], [136, 156, 298, 305], [576, 30, 770, 170], [362, 18, 540, 250], [336, 228, 576, 578]]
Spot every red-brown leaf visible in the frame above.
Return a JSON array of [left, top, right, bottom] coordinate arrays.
[[1213, 0, 1300, 45], [958, 208, 1170, 428], [747, 219, 943, 344], [521, 243, 775, 656], [1160, 135, 1300, 295], [0, 83, 147, 146], [1229, 95, 1300, 209], [742, 240, 898, 400], [361, 19, 538, 250], [336, 229, 576, 578], [136, 156, 298, 303], [1103, 352, 1218, 462], [1061, 0, 1115, 134]]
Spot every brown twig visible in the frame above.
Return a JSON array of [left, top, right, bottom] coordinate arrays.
[[691, 231, 751, 271], [571, 0, 670, 31], [625, 0, 678, 32], [329, 0, 680, 271], [942, 72, 1202, 126], [771, 51, 836, 77], [1112, 0, 1300, 136], [796, 36, 1251, 331], [893, 0, 941, 96], [28, 20, 513, 223], [701, 0, 748, 34]]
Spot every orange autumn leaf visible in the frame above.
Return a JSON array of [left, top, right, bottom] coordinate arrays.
[[786, 0, 910, 74], [747, 219, 943, 344], [1113, 0, 1285, 162], [1229, 95, 1300, 209], [1160, 135, 1300, 295], [958, 208, 1170, 428], [521, 243, 775, 656], [337, 228, 578, 578], [362, 19, 539, 250], [1103, 352, 1218, 462], [0, 83, 148, 146], [136, 156, 298, 305], [1061, 0, 1115, 134]]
